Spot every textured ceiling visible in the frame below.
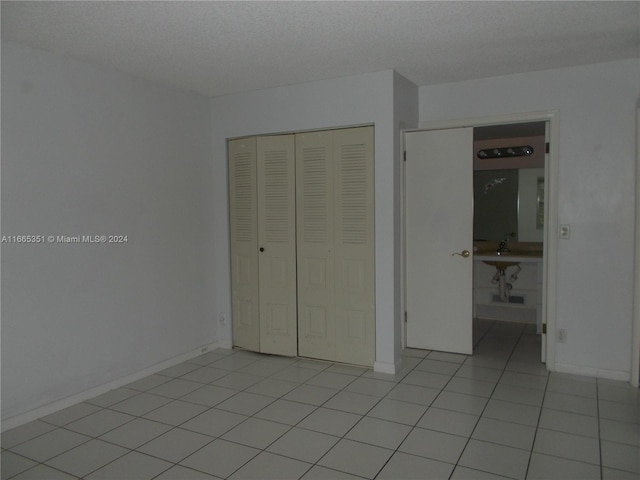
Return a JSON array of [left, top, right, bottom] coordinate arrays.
[[2, 1, 638, 98]]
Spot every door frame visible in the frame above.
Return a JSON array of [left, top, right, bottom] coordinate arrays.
[[401, 109, 559, 372], [632, 105, 640, 387]]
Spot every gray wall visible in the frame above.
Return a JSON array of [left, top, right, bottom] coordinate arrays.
[[1, 42, 215, 422]]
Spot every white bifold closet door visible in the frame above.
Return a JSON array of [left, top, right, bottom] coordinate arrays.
[[229, 137, 260, 352], [229, 126, 374, 365], [229, 135, 297, 356], [296, 126, 375, 366], [256, 135, 297, 356]]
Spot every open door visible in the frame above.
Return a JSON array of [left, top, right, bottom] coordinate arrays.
[[540, 122, 550, 363], [405, 128, 474, 354]]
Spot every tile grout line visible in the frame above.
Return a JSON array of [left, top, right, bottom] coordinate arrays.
[[99, 352, 300, 480], [363, 327, 494, 479], [523, 338, 551, 480], [144, 356, 327, 479], [445, 320, 529, 480], [595, 379, 604, 480], [147, 353, 362, 480], [5, 337, 638, 480]]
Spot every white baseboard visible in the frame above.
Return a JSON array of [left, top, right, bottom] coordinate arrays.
[[1, 341, 222, 432], [554, 362, 630, 383], [374, 358, 402, 375]]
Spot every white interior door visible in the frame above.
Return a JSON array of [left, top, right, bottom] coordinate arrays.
[[405, 128, 474, 354], [257, 135, 298, 356]]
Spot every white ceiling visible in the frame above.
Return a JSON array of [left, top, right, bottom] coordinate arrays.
[[2, 1, 638, 98]]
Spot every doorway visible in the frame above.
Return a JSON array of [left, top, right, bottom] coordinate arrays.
[[403, 111, 558, 370]]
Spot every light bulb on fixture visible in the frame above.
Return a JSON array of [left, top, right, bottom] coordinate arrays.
[[477, 146, 534, 159]]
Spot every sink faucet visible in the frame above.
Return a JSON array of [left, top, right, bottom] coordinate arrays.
[[497, 235, 511, 255]]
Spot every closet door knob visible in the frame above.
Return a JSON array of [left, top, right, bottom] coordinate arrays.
[[259, 247, 265, 252]]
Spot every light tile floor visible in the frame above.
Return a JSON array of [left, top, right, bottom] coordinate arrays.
[[2, 320, 639, 479]]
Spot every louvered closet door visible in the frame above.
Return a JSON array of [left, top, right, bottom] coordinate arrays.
[[296, 131, 336, 361], [333, 127, 375, 365], [297, 126, 375, 366], [229, 137, 260, 352], [257, 135, 298, 356]]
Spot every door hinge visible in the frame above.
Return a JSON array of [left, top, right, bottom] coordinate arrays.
[[403, 151, 407, 162], [404, 311, 408, 323], [545, 142, 550, 154], [542, 323, 547, 334]]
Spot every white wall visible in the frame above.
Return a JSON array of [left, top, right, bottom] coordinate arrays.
[[419, 59, 640, 377], [1, 42, 215, 423], [393, 72, 419, 364], [210, 70, 417, 371]]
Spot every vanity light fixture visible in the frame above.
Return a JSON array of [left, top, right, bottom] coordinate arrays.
[[477, 146, 534, 159]]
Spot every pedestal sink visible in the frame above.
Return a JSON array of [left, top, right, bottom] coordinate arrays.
[[475, 252, 523, 302], [473, 246, 543, 304]]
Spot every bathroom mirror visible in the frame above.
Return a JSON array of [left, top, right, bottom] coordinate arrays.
[[473, 168, 518, 241], [473, 168, 544, 242], [473, 122, 546, 243]]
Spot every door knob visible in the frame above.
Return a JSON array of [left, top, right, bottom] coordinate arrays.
[[259, 247, 265, 252], [451, 250, 470, 258]]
